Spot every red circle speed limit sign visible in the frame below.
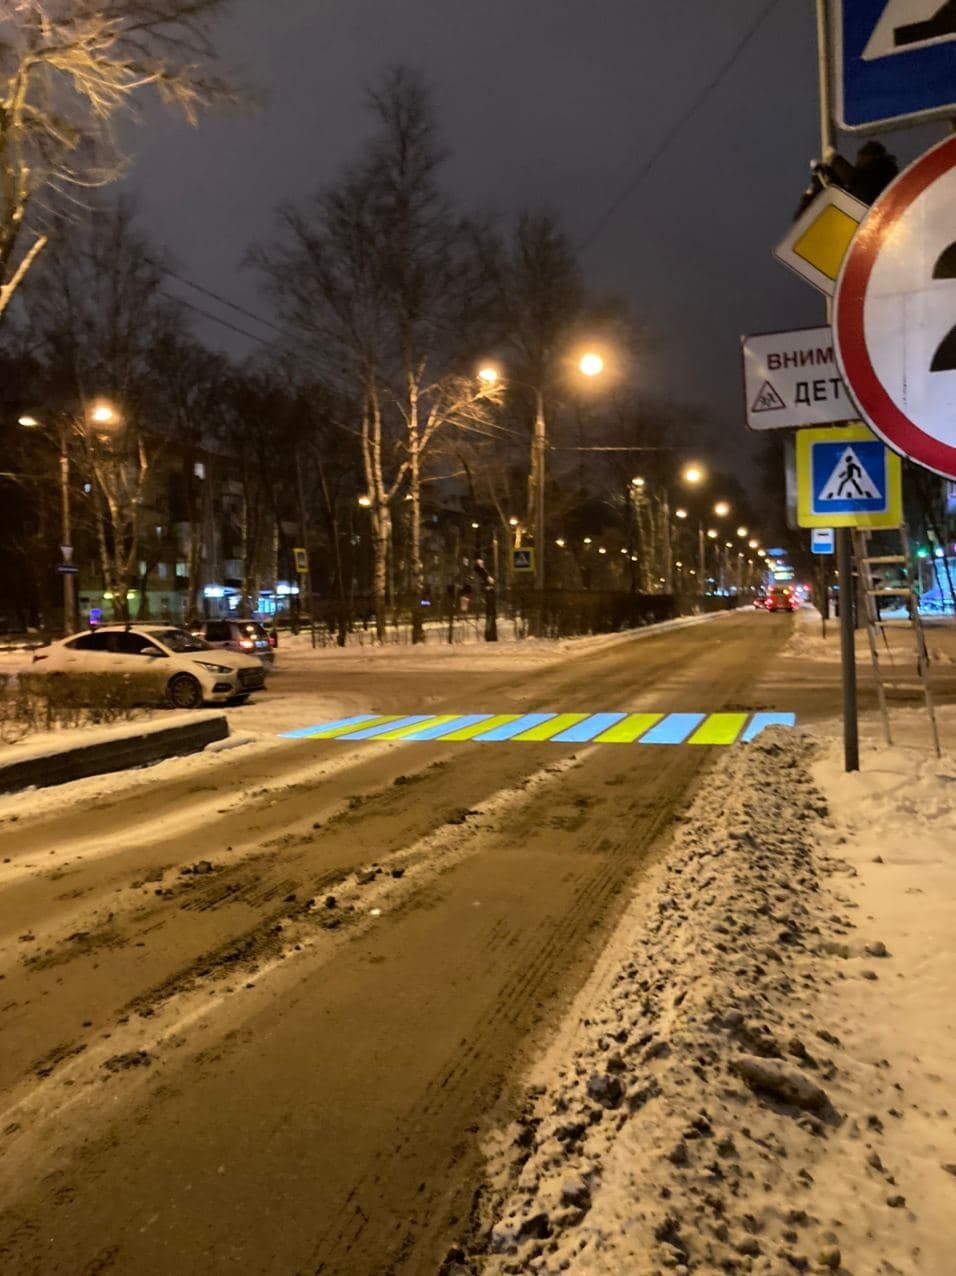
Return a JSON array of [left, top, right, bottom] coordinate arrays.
[[835, 133, 956, 481]]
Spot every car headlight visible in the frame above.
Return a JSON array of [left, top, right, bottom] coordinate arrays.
[[195, 661, 234, 674]]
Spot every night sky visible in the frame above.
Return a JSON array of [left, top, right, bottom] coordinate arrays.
[[123, 0, 943, 469]]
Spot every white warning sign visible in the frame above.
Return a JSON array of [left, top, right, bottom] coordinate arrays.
[[819, 446, 882, 501], [742, 326, 855, 430]]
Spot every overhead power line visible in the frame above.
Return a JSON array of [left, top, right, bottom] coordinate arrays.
[[579, 0, 784, 253]]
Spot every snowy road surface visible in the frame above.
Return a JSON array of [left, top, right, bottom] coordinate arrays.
[[0, 610, 953, 1274]]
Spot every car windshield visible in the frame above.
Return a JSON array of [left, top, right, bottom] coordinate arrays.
[[149, 628, 210, 653]]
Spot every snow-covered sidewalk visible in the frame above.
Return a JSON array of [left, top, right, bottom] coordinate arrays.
[[461, 711, 956, 1275]]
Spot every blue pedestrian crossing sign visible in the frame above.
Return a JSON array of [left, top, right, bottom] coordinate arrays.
[[512, 547, 535, 573], [796, 423, 902, 528], [835, 1, 956, 131]]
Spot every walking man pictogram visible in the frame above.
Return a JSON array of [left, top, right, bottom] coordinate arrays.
[[837, 454, 865, 496]]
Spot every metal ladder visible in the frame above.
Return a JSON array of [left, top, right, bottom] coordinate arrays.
[[852, 526, 941, 756]]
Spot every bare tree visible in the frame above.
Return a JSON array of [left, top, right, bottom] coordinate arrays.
[[17, 199, 181, 617], [255, 66, 499, 643], [0, 0, 235, 319]]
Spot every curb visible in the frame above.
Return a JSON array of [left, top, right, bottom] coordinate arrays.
[[0, 716, 230, 795]]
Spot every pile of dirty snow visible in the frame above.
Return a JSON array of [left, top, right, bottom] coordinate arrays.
[[451, 730, 956, 1275]]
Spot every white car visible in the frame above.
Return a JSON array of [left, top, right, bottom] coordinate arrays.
[[31, 624, 267, 709]]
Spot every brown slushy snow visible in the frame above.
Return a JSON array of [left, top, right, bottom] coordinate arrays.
[[450, 727, 956, 1276]]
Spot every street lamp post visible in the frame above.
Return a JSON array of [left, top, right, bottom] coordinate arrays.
[[19, 401, 121, 633], [480, 353, 605, 597], [18, 414, 77, 633]]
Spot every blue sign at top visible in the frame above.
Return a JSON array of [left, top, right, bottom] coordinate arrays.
[[810, 438, 890, 516], [836, 1, 956, 131]]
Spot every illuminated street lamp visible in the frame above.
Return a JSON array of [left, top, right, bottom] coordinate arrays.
[[17, 399, 122, 633], [89, 400, 120, 427], [707, 528, 718, 539], [481, 355, 605, 593], [675, 507, 688, 520], [682, 463, 705, 485], [713, 500, 731, 518], [357, 494, 372, 508], [737, 525, 748, 538]]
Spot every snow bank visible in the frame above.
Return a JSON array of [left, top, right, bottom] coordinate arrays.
[[784, 606, 956, 667], [459, 722, 956, 1275]]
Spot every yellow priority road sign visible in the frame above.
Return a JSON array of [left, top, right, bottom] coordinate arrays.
[[795, 423, 902, 529], [774, 186, 867, 295]]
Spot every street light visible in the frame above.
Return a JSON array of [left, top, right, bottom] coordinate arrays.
[[357, 494, 372, 508], [736, 525, 748, 538], [16, 399, 121, 633], [714, 500, 731, 518], [482, 355, 606, 595]]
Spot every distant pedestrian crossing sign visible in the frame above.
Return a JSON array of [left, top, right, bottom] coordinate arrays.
[[512, 547, 535, 572], [796, 423, 902, 527]]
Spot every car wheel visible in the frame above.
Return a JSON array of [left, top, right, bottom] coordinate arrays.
[[167, 673, 203, 710]]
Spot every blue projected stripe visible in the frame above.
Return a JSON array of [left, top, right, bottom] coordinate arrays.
[[639, 713, 706, 745], [550, 712, 627, 743], [742, 712, 797, 743], [400, 714, 493, 741], [473, 713, 557, 741], [345, 714, 435, 740], [281, 714, 378, 739]]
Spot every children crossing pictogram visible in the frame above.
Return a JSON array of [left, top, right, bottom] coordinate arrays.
[[750, 381, 786, 413]]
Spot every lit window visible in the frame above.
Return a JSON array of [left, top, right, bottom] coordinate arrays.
[[193, 461, 205, 480]]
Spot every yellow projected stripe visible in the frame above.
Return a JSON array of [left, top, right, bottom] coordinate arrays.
[[310, 715, 399, 739], [688, 713, 748, 745], [375, 714, 460, 740], [441, 714, 518, 741], [595, 713, 663, 743], [515, 713, 590, 741]]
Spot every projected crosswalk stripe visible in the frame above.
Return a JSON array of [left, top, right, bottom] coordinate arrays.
[[514, 713, 591, 741], [474, 713, 557, 741], [638, 713, 706, 745], [439, 714, 513, 741], [373, 714, 462, 740], [281, 714, 380, 739], [688, 713, 748, 745], [742, 712, 797, 742], [396, 714, 491, 741], [344, 715, 435, 740], [594, 712, 664, 743], [549, 713, 628, 743]]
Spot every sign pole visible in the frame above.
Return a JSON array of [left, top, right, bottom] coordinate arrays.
[[817, 0, 859, 772]]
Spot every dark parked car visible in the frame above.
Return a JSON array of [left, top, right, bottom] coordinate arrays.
[[191, 619, 276, 666]]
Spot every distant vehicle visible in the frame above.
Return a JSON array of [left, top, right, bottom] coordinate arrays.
[[765, 586, 799, 614], [752, 594, 768, 609], [30, 624, 266, 709], [191, 618, 276, 666]]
